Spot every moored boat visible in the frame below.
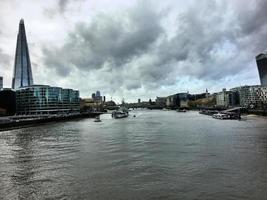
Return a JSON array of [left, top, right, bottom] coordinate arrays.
[[112, 107, 129, 119], [163, 108, 171, 111], [94, 116, 101, 122], [212, 113, 230, 120]]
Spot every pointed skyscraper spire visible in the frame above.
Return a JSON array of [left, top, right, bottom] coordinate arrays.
[[12, 19, 33, 89]]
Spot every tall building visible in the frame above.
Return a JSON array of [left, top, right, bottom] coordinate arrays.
[[96, 91, 101, 97], [256, 53, 267, 86], [216, 88, 239, 107], [166, 93, 189, 108], [92, 91, 102, 103], [0, 77, 3, 90], [12, 19, 33, 89]]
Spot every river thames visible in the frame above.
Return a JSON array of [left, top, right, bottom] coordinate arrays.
[[0, 110, 267, 200]]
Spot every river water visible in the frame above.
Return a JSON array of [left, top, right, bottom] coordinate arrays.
[[0, 110, 267, 200]]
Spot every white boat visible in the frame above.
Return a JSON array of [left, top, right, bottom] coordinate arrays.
[[112, 107, 129, 119], [163, 108, 171, 111], [94, 116, 101, 122], [212, 113, 230, 120]]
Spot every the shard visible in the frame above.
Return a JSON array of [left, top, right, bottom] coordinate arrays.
[[12, 19, 33, 89]]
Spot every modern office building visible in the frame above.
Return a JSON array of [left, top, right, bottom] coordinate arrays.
[[92, 90, 103, 103], [16, 85, 80, 115], [12, 19, 33, 89], [256, 53, 267, 86], [0, 77, 3, 90], [216, 89, 239, 107], [166, 93, 189, 108], [96, 90, 101, 97], [231, 85, 267, 109], [189, 90, 210, 101]]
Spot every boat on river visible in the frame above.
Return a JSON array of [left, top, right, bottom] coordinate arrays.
[[163, 108, 171, 111], [112, 107, 129, 119], [94, 116, 101, 122], [213, 112, 241, 120], [177, 109, 186, 112], [212, 113, 230, 120]]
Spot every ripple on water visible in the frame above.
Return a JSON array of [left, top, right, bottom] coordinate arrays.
[[1, 110, 267, 200]]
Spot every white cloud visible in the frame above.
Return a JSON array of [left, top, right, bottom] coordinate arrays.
[[0, 0, 264, 102]]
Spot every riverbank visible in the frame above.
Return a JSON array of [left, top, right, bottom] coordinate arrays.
[[0, 112, 104, 131]]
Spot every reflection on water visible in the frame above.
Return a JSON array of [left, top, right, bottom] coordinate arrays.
[[1, 111, 267, 199]]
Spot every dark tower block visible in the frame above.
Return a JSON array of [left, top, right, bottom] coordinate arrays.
[[12, 19, 33, 89], [256, 53, 267, 86]]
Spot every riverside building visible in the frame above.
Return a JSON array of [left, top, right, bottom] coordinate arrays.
[[16, 85, 80, 115], [10, 20, 80, 115], [216, 89, 239, 107], [230, 85, 267, 109], [256, 53, 267, 86], [166, 93, 189, 108]]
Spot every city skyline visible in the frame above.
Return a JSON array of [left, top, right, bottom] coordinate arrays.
[[0, 0, 266, 101]]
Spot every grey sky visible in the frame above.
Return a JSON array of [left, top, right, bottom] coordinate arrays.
[[0, 0, 265, 102]]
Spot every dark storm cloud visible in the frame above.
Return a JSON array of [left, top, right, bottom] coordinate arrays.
[[150, 0, 266, 81], [237, 0, 267, 53], [154, 0, 241, 80], [58, 0, 69, 12], [42, 0, 267, 92], [238, 0, 267, 35], [43, 1, 163, 75], [45, 0, 84, 15], [42, 47, 72, 76], [58, 0, 84, 13]]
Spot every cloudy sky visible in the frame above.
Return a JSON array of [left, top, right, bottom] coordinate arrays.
[[0, 0, 266, 102]]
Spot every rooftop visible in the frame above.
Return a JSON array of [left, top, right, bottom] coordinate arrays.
[[16, 85, 79, 91], [19, 18, 24, 24], [256, 53, 267, 60]]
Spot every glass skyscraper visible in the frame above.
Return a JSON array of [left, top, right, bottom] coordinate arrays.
[[12, 19, 33, 89], [256, 53, 267, 86]]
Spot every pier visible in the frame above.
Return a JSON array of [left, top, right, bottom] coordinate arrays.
[[199, 107, 244, 120], [0, 112, 104, 131]]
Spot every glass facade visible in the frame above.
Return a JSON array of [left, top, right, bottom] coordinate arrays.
[[12, 19, 33, 89], [231, 85, 267, 109], [256, 53, 267, 86], [16, 85, 80, 114], [216, 89, 239, 107], [166, 93, 189, 107]]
